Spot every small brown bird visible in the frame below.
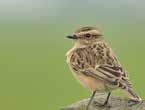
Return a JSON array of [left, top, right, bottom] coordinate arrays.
[[66, 26, 141, 110]]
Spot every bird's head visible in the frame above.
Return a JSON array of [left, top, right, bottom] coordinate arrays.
[[67, 26, 103, 46]]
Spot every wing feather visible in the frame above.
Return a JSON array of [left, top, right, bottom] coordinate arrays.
[[81, 68, 118, 86], [96, 65, 132, 88]]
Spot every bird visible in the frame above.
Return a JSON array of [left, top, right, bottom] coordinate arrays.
[[66, 26, 141, 110]]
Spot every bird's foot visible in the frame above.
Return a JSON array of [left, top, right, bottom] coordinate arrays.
[[102, 100, 111, 107], [93, 100, 111, 108]]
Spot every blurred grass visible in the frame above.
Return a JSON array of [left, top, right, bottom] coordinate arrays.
[[0, 23, 144, 110]]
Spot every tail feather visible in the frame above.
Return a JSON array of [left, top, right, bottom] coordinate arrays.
[[118, 78, 141, 101], [127, 88, 141, 101]]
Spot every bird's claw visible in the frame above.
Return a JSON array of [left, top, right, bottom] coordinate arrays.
[[93, 101, 111, 108]]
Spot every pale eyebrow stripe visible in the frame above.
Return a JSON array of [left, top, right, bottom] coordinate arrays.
[[76, 30, 98, 35]]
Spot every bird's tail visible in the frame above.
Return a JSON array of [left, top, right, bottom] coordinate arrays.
[[127, 88, 141, 101]]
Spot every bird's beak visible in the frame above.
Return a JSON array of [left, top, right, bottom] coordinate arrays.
[[66, 35, 78, 39], [98, 33, 103, 36]]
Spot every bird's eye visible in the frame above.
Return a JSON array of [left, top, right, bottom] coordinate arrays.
[[85, 33, 91, 38]]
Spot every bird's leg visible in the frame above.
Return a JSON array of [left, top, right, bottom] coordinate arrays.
[[103, 92, 111, 106], [86, 91, 96, 110]]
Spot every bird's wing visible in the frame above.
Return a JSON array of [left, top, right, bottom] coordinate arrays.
[[71, 56, 129, 88], [94, 41, 131, 88], [70, 46, 131, 89], [81, 67, 118, 86], [95, 64, 132, 88], [78, 64, 131, 89]]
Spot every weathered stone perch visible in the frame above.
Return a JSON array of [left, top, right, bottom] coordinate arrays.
[[61, 95, 145, 110]]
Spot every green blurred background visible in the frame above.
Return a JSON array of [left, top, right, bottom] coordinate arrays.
[[0, 0, 145, 110]]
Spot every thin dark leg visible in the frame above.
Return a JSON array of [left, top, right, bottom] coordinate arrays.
[[103, 92, 111, 105], [86, 91, 96, 110]]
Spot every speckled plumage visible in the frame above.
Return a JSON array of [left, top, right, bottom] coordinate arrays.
[[66, 27, 141, 103]]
